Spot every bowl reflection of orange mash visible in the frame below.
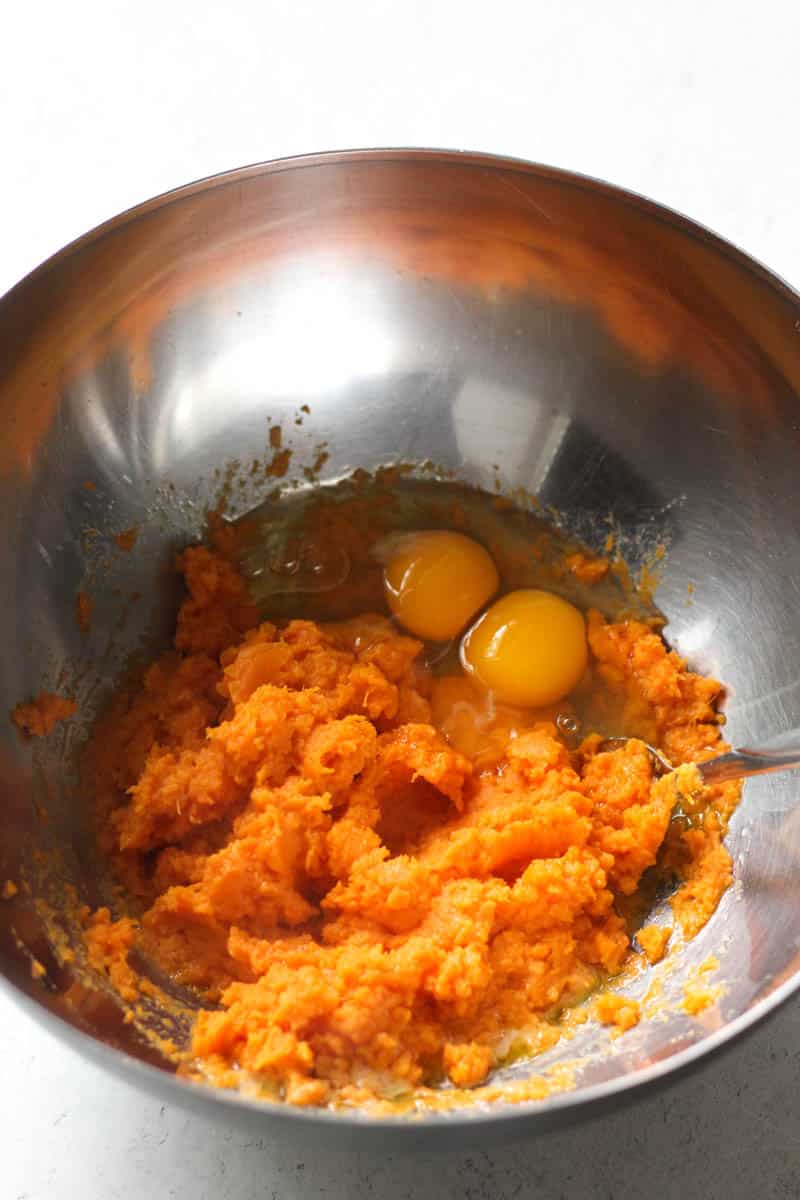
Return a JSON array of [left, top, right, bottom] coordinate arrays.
[[85, 542, 738, 1110]]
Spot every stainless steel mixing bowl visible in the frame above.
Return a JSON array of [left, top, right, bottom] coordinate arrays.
[[2, 150, 800, 1149]]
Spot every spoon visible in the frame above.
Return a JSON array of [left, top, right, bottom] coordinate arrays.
[[600, 728, 800, 786]]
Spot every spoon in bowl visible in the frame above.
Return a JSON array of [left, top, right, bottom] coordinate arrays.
[[600, 728, 800, 785]]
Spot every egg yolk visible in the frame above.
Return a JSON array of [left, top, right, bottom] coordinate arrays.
[[461, 588, 588, 707], [383, 530, 499, 642]]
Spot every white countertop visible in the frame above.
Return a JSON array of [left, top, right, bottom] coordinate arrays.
[[4, 2, 800, 1196]]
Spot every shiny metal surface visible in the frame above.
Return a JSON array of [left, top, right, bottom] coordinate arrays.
[[699, 727, 800, 785], [2, 150, 800, 1148]]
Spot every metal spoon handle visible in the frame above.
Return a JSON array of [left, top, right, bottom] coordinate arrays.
[[700, 742, 800, 785], [599, 731, 800, 786]]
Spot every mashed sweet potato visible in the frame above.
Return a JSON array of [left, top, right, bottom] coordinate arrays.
[[84, 543, 738, 1108], [12, 692, 76, 738]]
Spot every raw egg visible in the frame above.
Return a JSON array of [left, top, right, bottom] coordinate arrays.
[[381, 530, 499, 641], [461, 588, 588, 707], [429, 673, 577, 770]]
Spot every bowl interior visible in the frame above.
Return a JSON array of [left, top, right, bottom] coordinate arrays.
[[3, 151, 800, 1132]]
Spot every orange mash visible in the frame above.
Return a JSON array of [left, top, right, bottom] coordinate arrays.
[[12, 692, 77, 738], [84, 542, 738, 1108]]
